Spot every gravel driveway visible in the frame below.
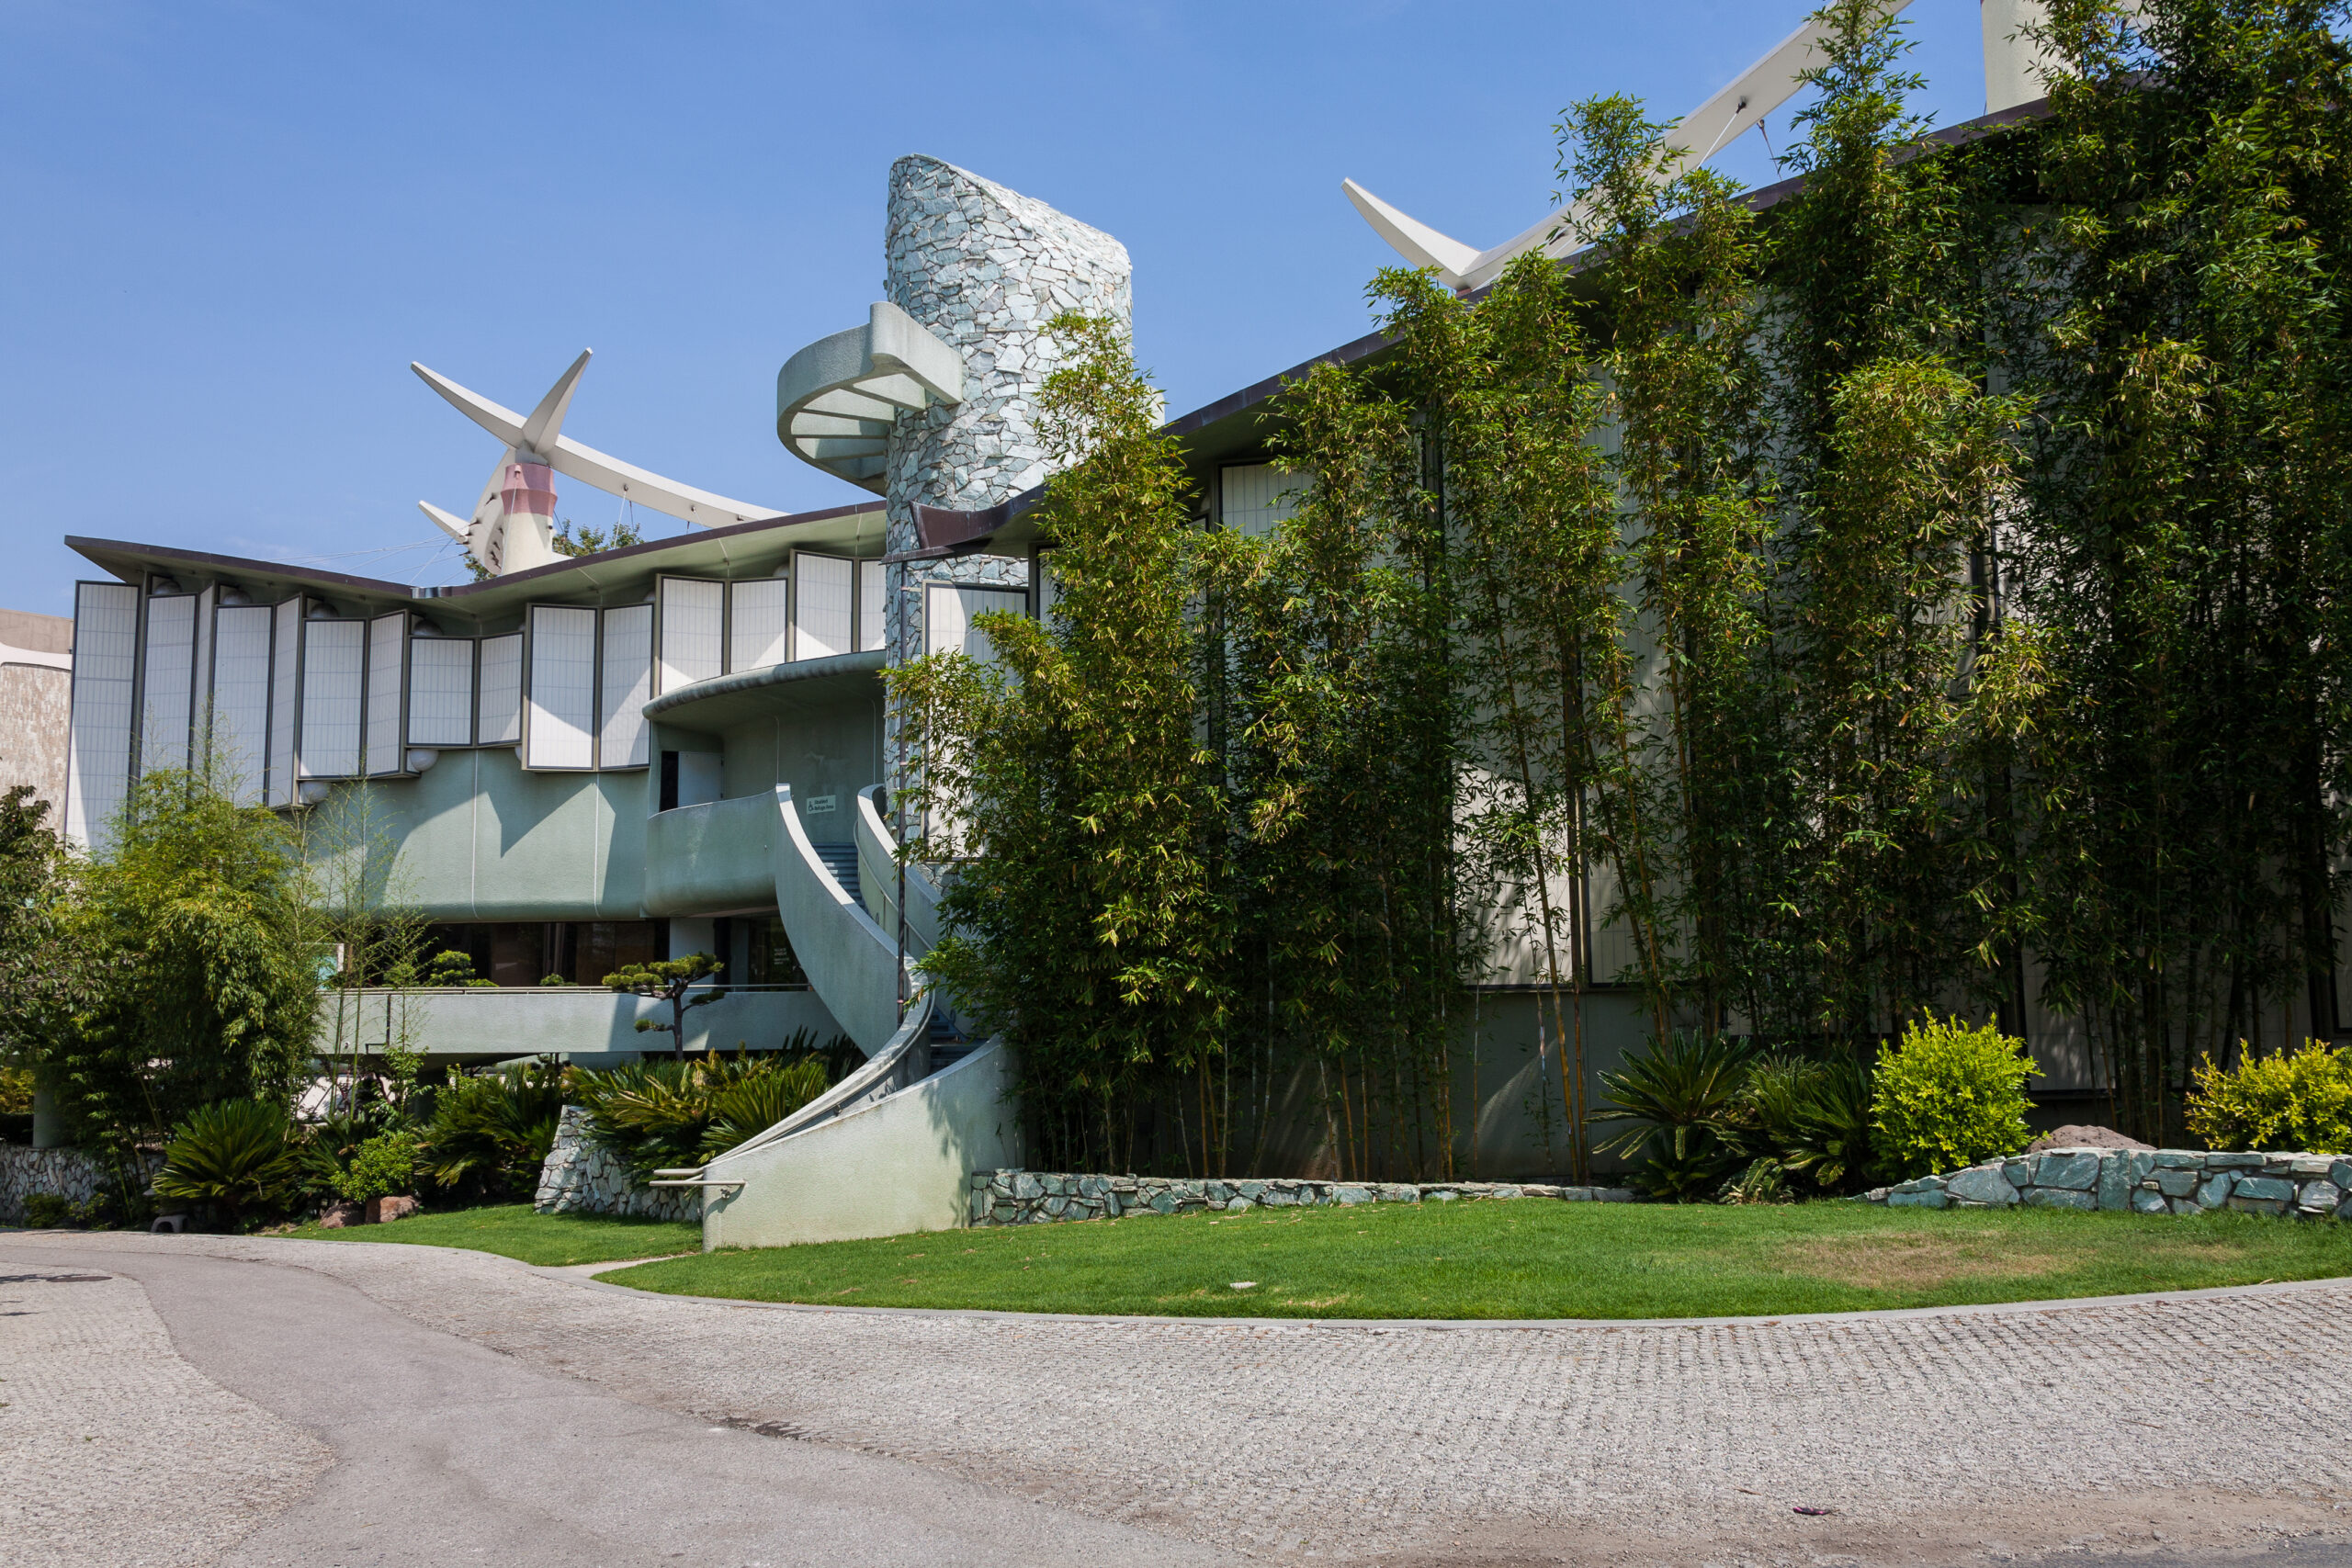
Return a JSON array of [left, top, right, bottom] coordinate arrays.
[[5, 1230, 2348, 1566]]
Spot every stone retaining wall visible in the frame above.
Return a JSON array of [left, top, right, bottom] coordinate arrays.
[[968, 1171, 1636, 1226], [0, 1145, 159, 1224], [533, 1107, 700, 1224], [1864, 1146, 2351, 1218]]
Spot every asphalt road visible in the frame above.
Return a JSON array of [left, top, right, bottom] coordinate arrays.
[[5, 1232, 2349, 1568], [3, 1241, 1232, 1568]]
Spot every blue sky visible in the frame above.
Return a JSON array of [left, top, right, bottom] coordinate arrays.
[[0, 1, 1996, 616]]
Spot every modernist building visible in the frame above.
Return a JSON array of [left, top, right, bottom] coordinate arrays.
[[55, 5, 2132, 1242]]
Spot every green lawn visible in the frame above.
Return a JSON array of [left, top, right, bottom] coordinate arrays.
[[287, 1203, 700, 1267], [599, 1199, 2352, 1319]]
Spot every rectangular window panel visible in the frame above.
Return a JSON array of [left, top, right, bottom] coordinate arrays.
[[524, 605, 596, 770], [925, 583, 1028, 667], [598, 604, 652, 770], [298, 618, 364, 779], [729, 577, 789, 671], [140, 592, 197, 773], [656, 577, 724, 694], [65, 581, 139, 850], [1220, 462, 1306, 538], [407, 636, 475, 748], [477, 632, 523, 745], [857, 558, 887, 652], [1035, 550, 1059, 623], [267, 599, 300, 806], [792, 553, 853, 661], [365, 612, 407, 776], [209, 604, 274, 804]]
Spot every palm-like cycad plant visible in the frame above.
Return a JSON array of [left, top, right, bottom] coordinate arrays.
[[153, 1098, 302, 1224], [1589, 1032, 1758, 1201]]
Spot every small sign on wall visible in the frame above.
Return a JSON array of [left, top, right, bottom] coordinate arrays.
[[806, 794, 837, 815]]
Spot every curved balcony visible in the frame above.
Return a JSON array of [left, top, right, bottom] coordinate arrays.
[[644, 792, 776, 916], [775, 301, 964, 492], [643, 649, 886, 737]]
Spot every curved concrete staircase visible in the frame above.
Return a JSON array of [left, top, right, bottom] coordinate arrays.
[[653, 784, 1019, 1248]]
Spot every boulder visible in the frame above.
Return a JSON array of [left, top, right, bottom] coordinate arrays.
[[1945, 1167, 2019, 1206], [366, 1195, 419, 1224], [2025, 1125, 2153, 1154], [315, 1201, 363, 1229]]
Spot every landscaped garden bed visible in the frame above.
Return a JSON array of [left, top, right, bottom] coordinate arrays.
[[594, 1196, 2352, 1320]]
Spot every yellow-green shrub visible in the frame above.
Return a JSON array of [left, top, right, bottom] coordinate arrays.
[[2184, 1041, 2352, 1153], [1871, 1016, 2038, 1180]]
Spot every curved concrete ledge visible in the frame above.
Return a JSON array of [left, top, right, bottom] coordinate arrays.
[[700, 1040, 1022, 1249], [707, 993, 934, 1168], [776, 302, 965, 492], [644, 650, 886, 734], [644, 793, 776, 915], [772, 784, 903, 1055], [854, 784, 942, 953]]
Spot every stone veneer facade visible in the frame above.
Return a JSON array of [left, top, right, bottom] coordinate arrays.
[[0, 1145, 158, 1224], [533, 1105, 700, 1224], [879, 155, 1132, 653], [1863, 1145, 2352, 1218], [970, 1170, 1636, 1225]]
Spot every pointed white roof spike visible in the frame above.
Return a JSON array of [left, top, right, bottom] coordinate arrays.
[[1345, 1, 1922, 292], [418, 501, 471, 545], [413, 356, 786, 531]]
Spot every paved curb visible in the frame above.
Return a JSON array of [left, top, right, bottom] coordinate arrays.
[[537, 1255, 2352, 1332]]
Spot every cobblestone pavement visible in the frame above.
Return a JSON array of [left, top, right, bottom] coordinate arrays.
[[0, 1261, 329, 1567], [8, 1232, 2351, 1566]]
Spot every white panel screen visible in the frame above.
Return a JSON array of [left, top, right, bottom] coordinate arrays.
[[140, 593, 197, 773], [209, 604, 274, 804], [1221, 462, 1306, 538], [477, 633, 523, 745], [298, 618, 364, 779], [365, 613, 407, 776], [267, 600, 300, 806], [925, 584, 1028, 667], [729, 578, 789, 671], [407, 637, 474, 748], [657, 578, 724, 694], [857, 559, 887, 652], [793, 553, 854, 661], [598, 604, 652, 770], [525, 605, 596, 770], [65, 581, 139, 849]]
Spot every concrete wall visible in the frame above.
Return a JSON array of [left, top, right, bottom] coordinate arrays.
[[0, 607, 71, 819], [701, 1041, 1021, 1248], [717, 698, 884, 833], [644, 793, 776, 916], [311, 984, 846, 1061]]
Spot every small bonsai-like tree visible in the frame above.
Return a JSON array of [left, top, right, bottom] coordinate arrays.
[[605, 953, 726, 1059]]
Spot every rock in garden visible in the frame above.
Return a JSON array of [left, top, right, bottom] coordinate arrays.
[[2024, 1125, 2152, 1154]]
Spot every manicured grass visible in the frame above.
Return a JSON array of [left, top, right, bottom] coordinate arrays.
[[599, 1199, 2352, 1319], [287, 1203, 701, 1267]]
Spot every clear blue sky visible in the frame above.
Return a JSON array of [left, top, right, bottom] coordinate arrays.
[[0, 1, 1995, 616]]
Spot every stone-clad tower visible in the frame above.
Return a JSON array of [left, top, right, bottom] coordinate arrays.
[[878, 156, 1132, 648]]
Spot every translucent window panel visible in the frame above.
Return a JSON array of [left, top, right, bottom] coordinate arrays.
[[407, 637, 475, 748], [1220, 462, 1307, 538], [792, 553, 854, 661], [65, 581, 139, 850], [597, 604, 652, 770], [524, 605, 596, 770], [477, 633, 523, 745], [267, 600, 300, 806], [729, 577, 790, 671], [140, 593, 197, 773], [209, 604, 275, 804], [857, 558, 887, 652], [924, 584, 1029, 668], [656, 578, 724, 694], [365, 613, 407, 776], [297, 619, 364, 778]]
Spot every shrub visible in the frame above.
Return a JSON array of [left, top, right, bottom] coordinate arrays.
[[333, 1131, 418, 1203], [2185, 1041, 2352, 1153], [1780, 1052, 1878, 1193], [1589, 1033, 1758, 1201], [422, 1060, 563, 1201], [21, 1192, 74, 1227], [1870, 1016, 2037, 1180], [702, 1056, 831, 1159], [153, 1098, 303, 1220], [568, 1035, 852, 1185]]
